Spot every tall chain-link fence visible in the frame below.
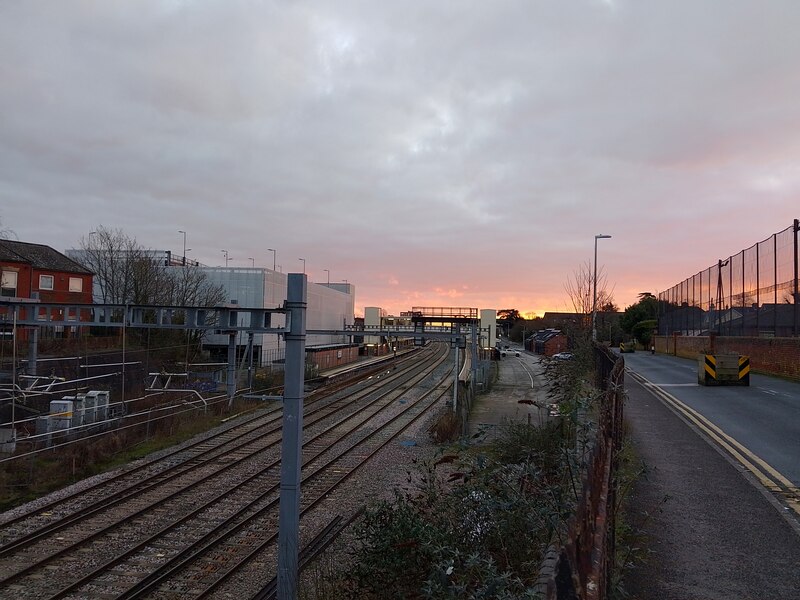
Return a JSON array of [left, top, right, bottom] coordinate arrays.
[[659, 220, 799, 337]]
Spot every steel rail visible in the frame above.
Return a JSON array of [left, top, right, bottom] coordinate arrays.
[[65, 348, 451, 599], [0, 347, 431, 552], [0, 345, 446, 597]]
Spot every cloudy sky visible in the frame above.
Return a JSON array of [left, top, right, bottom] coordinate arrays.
[[2, 1, 799, 317]]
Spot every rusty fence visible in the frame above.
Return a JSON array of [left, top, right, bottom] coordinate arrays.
[[659, 220, 799, 337], [538, 344, 624, 599]]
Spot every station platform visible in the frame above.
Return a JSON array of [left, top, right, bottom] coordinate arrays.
[[316, 348, 417, 381]]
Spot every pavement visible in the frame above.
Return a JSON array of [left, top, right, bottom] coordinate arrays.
[[622, 365, 800, 599], [467, 346, 800, 598]]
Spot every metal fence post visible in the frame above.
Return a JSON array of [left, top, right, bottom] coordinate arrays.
[[794, 219, 799, 336], [774, 233, 778, 333], [277, 273, 307, 600], [227, 332, 236, 407]]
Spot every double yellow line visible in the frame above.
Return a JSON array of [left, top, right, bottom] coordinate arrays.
[[628, 370, 800, 518]]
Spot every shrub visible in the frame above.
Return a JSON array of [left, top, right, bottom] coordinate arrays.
[[343, 421, 576, 599]]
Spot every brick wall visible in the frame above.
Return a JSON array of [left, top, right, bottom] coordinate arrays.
[[653, 335, 800, 380], [543, 335, 568, 356], [306, 345, 359, 372]]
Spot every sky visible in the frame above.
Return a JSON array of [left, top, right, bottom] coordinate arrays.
[[2, 1, 799, 318]]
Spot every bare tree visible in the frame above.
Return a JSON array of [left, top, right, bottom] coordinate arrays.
[[0, 217, 16, 240], [564, 260, 615, 317], [74, 227, 228, 361], [78, 226, 139, 304], [170, 266, 226, 307], [77, 226, 225, 307]]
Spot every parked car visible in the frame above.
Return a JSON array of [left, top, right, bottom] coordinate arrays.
[[552, 352, 573, 361], [514, 351, 520, 357]]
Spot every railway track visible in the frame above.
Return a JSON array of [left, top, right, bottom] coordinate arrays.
[[0, 344, 433, 545], [0, 342, 454, 598]]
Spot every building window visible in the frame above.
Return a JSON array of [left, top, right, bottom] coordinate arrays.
[[68, 277, 83, 293], [39, 274, 54, 290], [1, 270, 18, 297]]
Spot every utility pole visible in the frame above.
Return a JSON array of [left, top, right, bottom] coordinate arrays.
[[452, 343, 459, 414], [794, 218, 799, 336], [277, 274, 307, 599], [592, 234, 612, 341], [178, 230, 187, 266]]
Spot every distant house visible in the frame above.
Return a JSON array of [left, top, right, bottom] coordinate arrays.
[[537, 310, 623, 344], [529, 329, 568, 356], [538, 312, 588, 330], [0, 240, 94, 339]]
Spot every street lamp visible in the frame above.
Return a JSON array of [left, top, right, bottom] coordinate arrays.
[[592, 234, 612, 341], [248, 257, 255, 267], [323, 269, 330, 285], [178, 230, 187, 266], [222, 249, 231, 267], [268, 248, 276, 271], [299, 258, 305, 274]]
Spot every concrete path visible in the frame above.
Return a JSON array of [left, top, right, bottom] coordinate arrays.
[[468, 348, 551, 441]]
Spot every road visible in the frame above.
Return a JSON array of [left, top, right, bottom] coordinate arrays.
[[468, 344, 550, 438], [622, 350, 800, 599], [624, 351, 800, 497]]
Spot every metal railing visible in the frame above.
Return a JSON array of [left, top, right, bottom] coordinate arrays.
[[658, 220, 799, 337]]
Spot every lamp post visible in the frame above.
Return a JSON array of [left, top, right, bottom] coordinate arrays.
[[178, 230, 187, 266], [323, 269, 330, 285], [248, 257, 255, 267], [592, 234, 612, 341], [299, 258, 305, 274], [222, 249, 231, 267], [268, 248, 276, 271]]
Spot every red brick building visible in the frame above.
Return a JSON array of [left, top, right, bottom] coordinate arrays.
[[1, 240, 94, 338]]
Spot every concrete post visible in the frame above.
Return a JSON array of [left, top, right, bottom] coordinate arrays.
[[277, 274, 307, 600]]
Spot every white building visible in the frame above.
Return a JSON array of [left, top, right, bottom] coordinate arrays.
[[480, 309, 497, 349], [187, 267, 355, 366], [64, 248, 355, 366]]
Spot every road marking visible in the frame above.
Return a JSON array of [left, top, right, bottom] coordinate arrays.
[[645, 383, 698, 387], [628, 369, 800, 518], [515, 359, 536, 388]]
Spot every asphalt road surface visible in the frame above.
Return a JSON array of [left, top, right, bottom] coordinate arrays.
[[622, 350, 800, 599]]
